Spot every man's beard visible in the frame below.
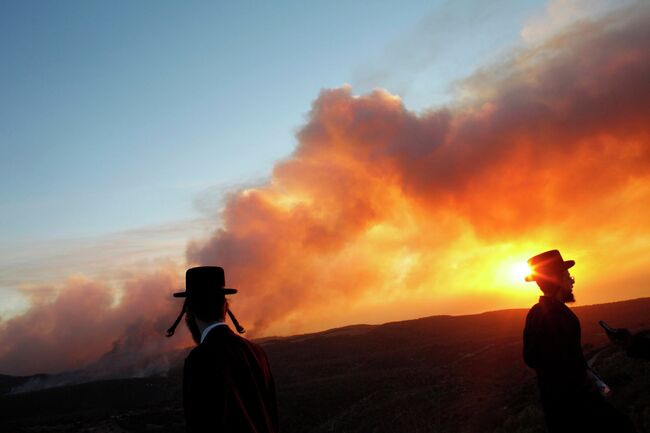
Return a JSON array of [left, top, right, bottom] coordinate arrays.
[[561, 289, 576, 303], [186, 315, 202, 345]]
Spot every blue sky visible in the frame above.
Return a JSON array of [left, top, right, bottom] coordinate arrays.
[[0, 0, 553, 315]]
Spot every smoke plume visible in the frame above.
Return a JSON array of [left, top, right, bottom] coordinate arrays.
[[188, 3, 650, 333], [0, 267, 189, 376]]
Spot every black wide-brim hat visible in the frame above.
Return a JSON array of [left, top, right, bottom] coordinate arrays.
[[525, 249, 575, 282], [166, 266, 240, 337], [173, 266, 237, 297]]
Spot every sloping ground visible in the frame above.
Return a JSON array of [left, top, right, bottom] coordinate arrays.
[[267, 298, 649, 433], [1, 297, 648, 433], [494, 336, 650, 433]]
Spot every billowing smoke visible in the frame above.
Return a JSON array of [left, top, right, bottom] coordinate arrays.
[[187, 3, 650, 333], [0, 267, 189, 376], [1, 3, 649, 377]]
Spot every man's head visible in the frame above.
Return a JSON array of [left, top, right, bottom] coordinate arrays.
[[185, 290, 229, 322], [166, 266, 237, 340], [525, 250, 576, 303], [185, 296, 229, 344]]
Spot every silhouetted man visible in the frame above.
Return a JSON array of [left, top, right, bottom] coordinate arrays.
[[523, 250, 636, 433], [167, 266, 279, 433]]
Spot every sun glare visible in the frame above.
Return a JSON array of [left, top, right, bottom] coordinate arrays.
[[508, 261, 532, 284]]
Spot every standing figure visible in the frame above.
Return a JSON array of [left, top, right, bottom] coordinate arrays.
[[167, 266, 279, 433], [523, 250, 635, 433]]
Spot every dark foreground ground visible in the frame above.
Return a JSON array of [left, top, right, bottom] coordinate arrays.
[[1, 297, 649, 433]]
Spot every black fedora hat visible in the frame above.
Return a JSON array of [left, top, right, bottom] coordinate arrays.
[[525, 249, 575, 282], [166, 266, 238, 337], [173, 266, 237, 298]]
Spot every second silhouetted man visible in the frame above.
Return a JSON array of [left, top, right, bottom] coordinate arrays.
[[523, 250, 635, 433], [168, 266, 279, 433]]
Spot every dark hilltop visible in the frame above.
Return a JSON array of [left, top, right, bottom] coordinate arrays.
[[1, 297, 649, 433]]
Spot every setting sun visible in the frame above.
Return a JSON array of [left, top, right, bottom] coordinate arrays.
[[506, 261, 532, 284]]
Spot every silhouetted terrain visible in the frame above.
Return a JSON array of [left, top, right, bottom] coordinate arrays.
[[1, 297, 648, 433]]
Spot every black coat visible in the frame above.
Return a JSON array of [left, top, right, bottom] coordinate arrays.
[[523, 296, 588, 394], [523, 296, 636, 433], [183, 325, 279, 433]]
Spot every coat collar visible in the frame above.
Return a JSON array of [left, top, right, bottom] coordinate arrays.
[[201, 322, 234, 344], [200, 322, 228, 344]]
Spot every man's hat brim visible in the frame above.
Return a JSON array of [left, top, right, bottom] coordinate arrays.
[[525, 260, 575, 282], [173, 288, 238, 297]]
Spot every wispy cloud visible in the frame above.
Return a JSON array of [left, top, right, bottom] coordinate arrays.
[[0, 218, 207, 290], [520, 0, 637, 43], [351, 0, 534, 105]]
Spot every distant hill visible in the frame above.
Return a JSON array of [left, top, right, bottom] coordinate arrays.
[[1, 297, 648, 433]]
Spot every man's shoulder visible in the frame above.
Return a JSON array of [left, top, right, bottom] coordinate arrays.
[[527, 297, 562, 315], [525, 301, 553, 328], [227, 332, 268, 356], [242, 337, 269, 359], [185, 343, 213, 364], [185, 331, 233, 362], [202, 328, 266, 354], [526, 302, 544, 317]]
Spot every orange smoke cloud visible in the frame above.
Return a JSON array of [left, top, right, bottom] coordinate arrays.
[[0, 267, 189, 376], [188, 4, 650, 335]]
